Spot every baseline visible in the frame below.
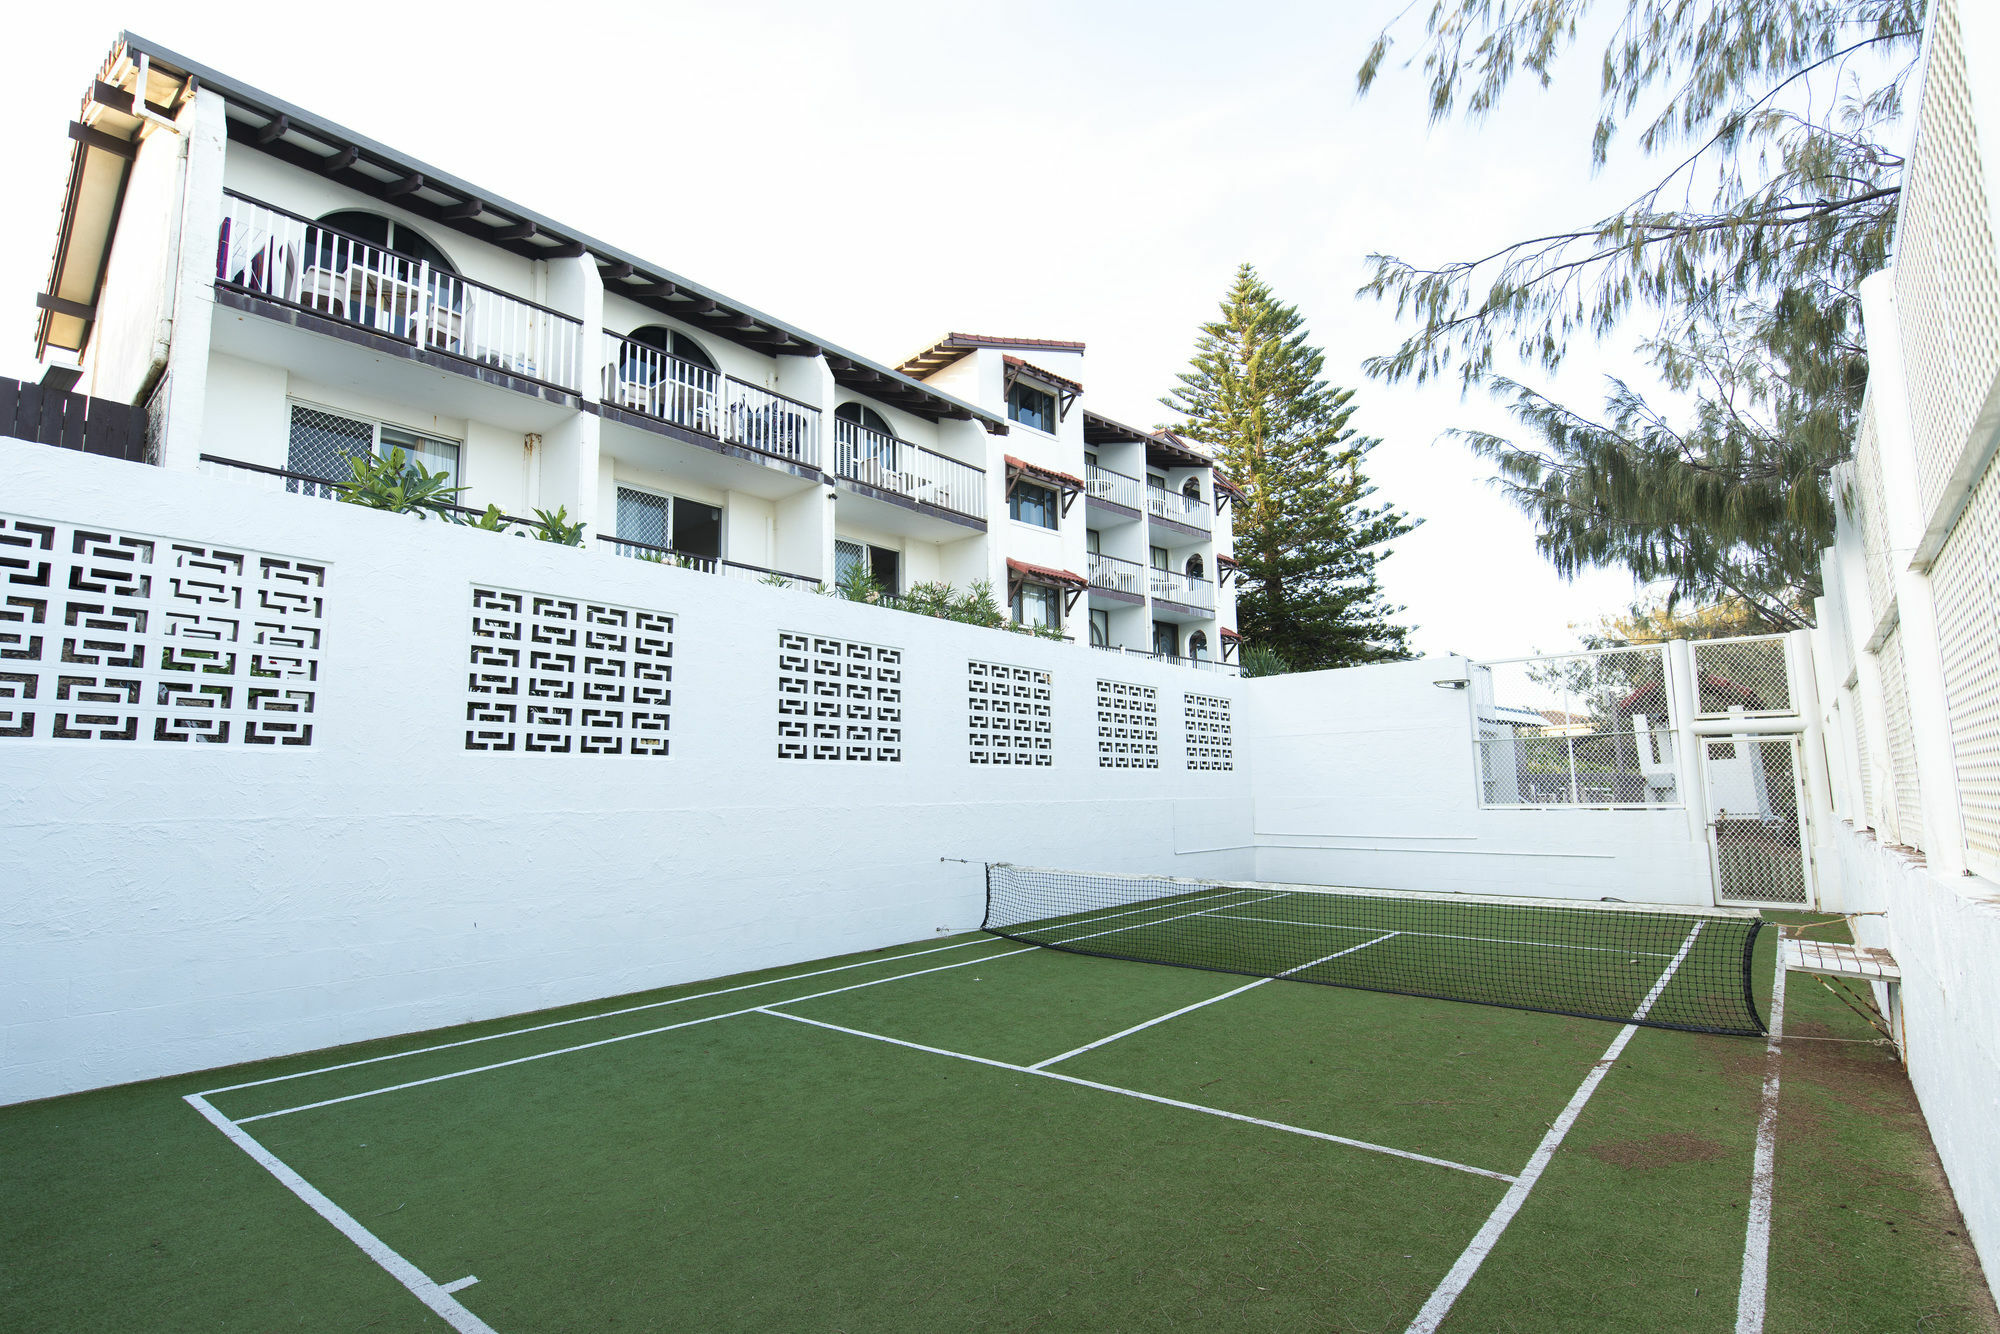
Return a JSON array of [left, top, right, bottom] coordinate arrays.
[[1402, 922, 1707, 1334], [184, 1094, 497, 1334]]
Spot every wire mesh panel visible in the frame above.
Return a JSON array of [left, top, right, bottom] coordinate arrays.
[[983, 865, 1766, 1036], [1472, 647, 1676, 806], [286, 405, 371, 497], [1702, 736, 1811, 906], [1692, 635, 1794, 716]]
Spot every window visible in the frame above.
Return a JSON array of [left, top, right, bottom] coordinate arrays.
[[870, 545, 900, 595], [313, 211, 457, 274], [1153, 621, 1179, 658], [1008, 381, 1057, 433], [1151, 546, 1169, 570], [1189, 630, 1209, 660], [1010, 480, 1059, 529], [1182, 477, 1202, 502], [616, 486, 722, 557], [835, 402, 899, 475], [835, 539, 866, 586], [287, 404, 460, 493], [1089, 609, 1111, 646], [1086, 528, 1101, 554], [835, 539, 900, 593], [1012, 582, 1060, 630], [1185, 553, 1204, 580], [624, 326, 717, 373]]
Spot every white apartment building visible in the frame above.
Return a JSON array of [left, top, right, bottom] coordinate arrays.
[[35, 35, 1239, 671]]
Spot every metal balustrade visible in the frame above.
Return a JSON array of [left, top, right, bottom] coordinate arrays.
[[217, 193, 584, 392], [1149, 566, 1216, 610], [1086, 463, 1143, 511], [725, 379, 820, 468], [1146, 483, 1211, 530], [1090, 643, 1240, 675], [598, 534, 817, 590], [601, 332, 721, 435], [1088, 551, 1146, 597], [834, 418, 987, 520]]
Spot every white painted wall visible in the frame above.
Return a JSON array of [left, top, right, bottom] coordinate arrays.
[[1245, 658, 1716, 905], [0, 437, 1253, 1107]]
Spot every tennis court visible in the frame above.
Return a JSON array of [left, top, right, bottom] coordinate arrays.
[[2, 870, 1993, 1333]]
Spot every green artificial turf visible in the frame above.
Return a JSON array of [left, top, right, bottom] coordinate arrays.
[[1, 916, 1993, 1332]]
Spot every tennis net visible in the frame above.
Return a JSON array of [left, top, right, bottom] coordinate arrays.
[[982, 865, 1767, 1036]]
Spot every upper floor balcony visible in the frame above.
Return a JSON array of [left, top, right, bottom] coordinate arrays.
[[216, 193, 585, 394], [1146, 482, 1211, 535], [601, 330, 820, 471], [1087, 551, 1146, 602], [1149, 566, 1216, 613], [1086, 463, 1144, 516], [833, 417, 985, 523]]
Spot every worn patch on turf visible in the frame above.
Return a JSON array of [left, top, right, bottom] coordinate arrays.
[[1583, 1132, 1731, 1170]]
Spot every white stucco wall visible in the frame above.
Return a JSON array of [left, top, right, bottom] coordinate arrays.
[[0, 438, 1253, 1107], [1245, 658, 1716, 904], [1834, 825, 2000, 1285]]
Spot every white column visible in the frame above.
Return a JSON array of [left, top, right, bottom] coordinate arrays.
[[155, 88, 228, 473]]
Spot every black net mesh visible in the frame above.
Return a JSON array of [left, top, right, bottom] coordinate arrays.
[[983, 865, 1766, 1036]]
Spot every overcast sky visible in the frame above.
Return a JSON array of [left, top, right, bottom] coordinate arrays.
[[1, 1, 1683, 659]]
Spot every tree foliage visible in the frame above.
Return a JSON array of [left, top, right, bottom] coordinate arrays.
[[1355, 0, 1923, 625], [1164, 264, 1418, 669]]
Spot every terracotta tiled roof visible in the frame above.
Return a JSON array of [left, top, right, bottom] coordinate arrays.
[[1002, 355, 1084, 396], [1004, 454, 1085, 490], [898, 332, 1085, 379], [1006, 557, 1088, 589], [1220, 627, 1243, 641]]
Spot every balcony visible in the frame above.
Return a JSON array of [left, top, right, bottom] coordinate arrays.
[[216, 193, 584, 393], [600, 331, 821, 472], [1087, 551, 1146, 601], [834, 418, 986, 522], [1090, 643, 1239, 676], [1086, 463, 1143, 514], [1146, 483, 1211, 534], [1149, 566, 1216, 612], [598, 534, 818, 591]]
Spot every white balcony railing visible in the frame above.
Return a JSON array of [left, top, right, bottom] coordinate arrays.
[[597, 534, 817, 590], [1090, 643, 1239, 676], [1149, 567, 1216, 611], [834, 419, 987, 520], [1088, 551, 1146, 597], [217, 192, 584, 392], [1086, 463, 1143, 511], [725, 380, 820, 468], [602, 331, 722, 436], [1146, 483, 1211, 531]]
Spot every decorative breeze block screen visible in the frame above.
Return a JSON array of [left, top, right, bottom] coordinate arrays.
[[778, 631, 902, 762], [968, 659, 1052, 766], [1, 516, 324, 745], [1096, 679, 1159, 768], [1185, 692, 1233, 770], [465, 587, 672, 755]]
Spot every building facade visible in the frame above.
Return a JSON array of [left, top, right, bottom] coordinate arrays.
[[34, 35, 1238, 671]]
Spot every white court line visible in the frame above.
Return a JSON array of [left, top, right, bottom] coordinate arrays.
[[184, 1094, 497, 1334], [1403, 922, 1707, 1334], [755, 1005, 1515, 1184], [1208, 913, 1679, 958], [441, 1277, 480, 1294], [1735, 951, 1788, 1334], [199, 936, 1014, 1098], [204, 887, 1262, 1101], [1028, 933, 1401, 1071], [234, 947, 1041, 1124]]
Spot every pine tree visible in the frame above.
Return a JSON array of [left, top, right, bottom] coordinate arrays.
[[1163, 264, 1418, 669]]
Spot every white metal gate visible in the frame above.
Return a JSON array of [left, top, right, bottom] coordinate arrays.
[[1702, 734, 1816, 907]]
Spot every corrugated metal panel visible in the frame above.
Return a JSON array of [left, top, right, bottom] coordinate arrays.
[[1894, 0, 2000, 520], [1931, 449, 2000, 877]]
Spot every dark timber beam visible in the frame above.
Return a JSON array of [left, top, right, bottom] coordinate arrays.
[[67, 122, 136, 158], [254, 115, 290, 145], [634, 281, 678, 299], [383, 173, 425, 198], [600, 261, 634, 281], [321, 144, 359, 173], [544, 242, 586, 260], [494, 220, 537, 242], [442, 197, 485, 220], [36, 293, 96, 320]]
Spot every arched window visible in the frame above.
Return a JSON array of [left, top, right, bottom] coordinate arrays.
[[835, 402, 898, 476], [314, 210, 457, 274], [1189, 631, 1210, 660], [626, 325, 717, 371], [1182, 476, 1203, 502], [1185, 553, 1204, 580]]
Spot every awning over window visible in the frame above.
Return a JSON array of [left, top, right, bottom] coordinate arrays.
[[1006, 556, 1089, 614], [1003, 356, 1081, 422], [1004, 455, 1083, 516], [1215, 552, 1241, 587], [1212, 472, 1246, 509], [1219, 626, 1241, 662]]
